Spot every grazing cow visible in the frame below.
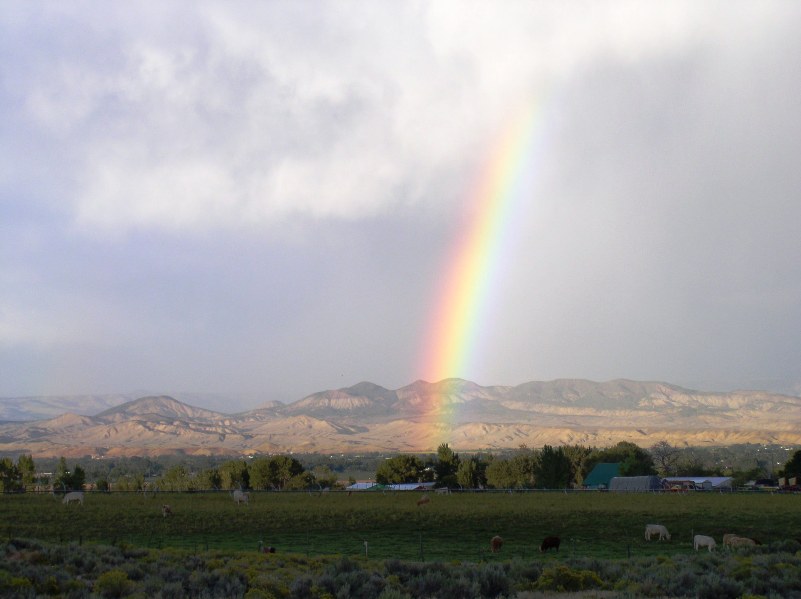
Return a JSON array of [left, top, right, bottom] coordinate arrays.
[[540, 536, 561, 552], [729, 536, 756, 548], [162, 504, 172, 517], [723, 533, 739, 547], [645, 524, 671, 541], [416, 494, 430, 507], [232, 489, 249, 505], [694, 534, 716, 552], [490, 536, 503, 553], [62, 491, 84, 506]]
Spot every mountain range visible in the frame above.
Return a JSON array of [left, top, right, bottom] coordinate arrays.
[[1, 378, 800, 457]]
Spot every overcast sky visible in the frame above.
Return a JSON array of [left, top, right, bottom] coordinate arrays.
[[2, 2, 800, 409]]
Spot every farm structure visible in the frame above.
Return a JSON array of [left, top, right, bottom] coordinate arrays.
[[663, 476, 733, 491], [346, 482, 436, 492], [582, 462, 620, 489], [608, 476, 663, 492]]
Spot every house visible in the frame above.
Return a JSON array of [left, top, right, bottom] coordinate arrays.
[[608, 475, 663, 492], [582, 463, 621, 489]]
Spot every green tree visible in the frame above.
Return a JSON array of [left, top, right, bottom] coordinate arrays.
[[456, 455, 489, 489], [0, 458, 20, 492], [534, 445, 573, 489], [312, 465, 338, 489], [375, 455, 426, 484], [17, 454, 35, 489], [270, 456, 304, 490], [70, 465, 86, 490], [248, 457, 273, 490], [781, 450, 801, 480], [434, 443, 460, 488], [54, 457, 70, 490], [585, 442, 656, 477], [284, 471, 316, 491], [158, 465, 191, 491], [196, 468, 222, 490], [563, 444, 593, 487], [219, 460, 250, 490], [485, 457, 517, 489]]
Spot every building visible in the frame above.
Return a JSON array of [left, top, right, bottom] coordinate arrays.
[[582, 463, 621, 489], [608, 475, 663, 492], [663, 476, 733, 491]]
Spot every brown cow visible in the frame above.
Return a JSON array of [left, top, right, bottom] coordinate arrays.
[[416, 494, 430, 507], [490, 535, 504, 553]]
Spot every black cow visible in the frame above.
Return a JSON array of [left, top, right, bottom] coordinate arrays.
[[540, 536, 560, 552]]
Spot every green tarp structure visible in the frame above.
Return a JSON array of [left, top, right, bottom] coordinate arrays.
[[583, 462, 621, 489]]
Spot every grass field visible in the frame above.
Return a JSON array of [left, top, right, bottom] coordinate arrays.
[[3, 490, 799, 563]]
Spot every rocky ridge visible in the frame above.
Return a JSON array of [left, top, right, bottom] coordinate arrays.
[[1, 379, 800, 457]]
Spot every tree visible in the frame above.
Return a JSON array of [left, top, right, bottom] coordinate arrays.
[[70, 465, 86, 491], [650, 441, 681, 476], [375, 455, 426, 484], [534, 445, 573, 489], [563, 444, 593, 487], [249, 457, 273, 490], [54, 457, 70, 490], [270, 456, 304, 490], [53, 457, 86, 491], [485, 450, 536, 489], [158, 465, 191, 491], [17, 454, 35, 489], [435, 443, 460, 488], [456, 455, 487, 489], [782, 450, 801, 481], [312, 465, 338, 489], [219, 460, 250, 490], [585, 442, 657, 477], [0, 458, 20, 492]]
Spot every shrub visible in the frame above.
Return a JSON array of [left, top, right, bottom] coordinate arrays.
[[94, 569, 132, 598], [535, 564, 604, 593], [696, 573, 744, 599]]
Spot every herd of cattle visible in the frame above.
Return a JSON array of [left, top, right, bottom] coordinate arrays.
[[644, 523, 760, 552], [58, 491, 770, 556]]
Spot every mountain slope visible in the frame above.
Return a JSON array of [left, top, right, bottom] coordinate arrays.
[[1, 379, 801, 457]]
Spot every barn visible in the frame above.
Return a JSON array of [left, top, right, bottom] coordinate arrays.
[[608, 475, 663, 491]]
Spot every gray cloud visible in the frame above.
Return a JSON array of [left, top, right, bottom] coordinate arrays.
[[2, 2, 800, 406]]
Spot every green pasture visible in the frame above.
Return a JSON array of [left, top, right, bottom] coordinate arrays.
[[2, 491, 799, 562]]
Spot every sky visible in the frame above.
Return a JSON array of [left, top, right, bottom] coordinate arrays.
[[2, 2, 801, 410]]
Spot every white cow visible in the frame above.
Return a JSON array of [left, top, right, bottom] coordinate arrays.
[[232, 489, 249, 505], [645, 524, 671, 541], [62, 491, 84, 505], [694, 534, 716, 552]]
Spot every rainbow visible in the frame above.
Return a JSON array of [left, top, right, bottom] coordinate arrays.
[[419, 102, 547, 394]]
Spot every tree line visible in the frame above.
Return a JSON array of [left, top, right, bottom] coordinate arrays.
[[375, 441, 801, 489], [3, 442, 801, 492]]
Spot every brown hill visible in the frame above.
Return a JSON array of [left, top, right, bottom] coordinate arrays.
[[1, 379, 800, 457]]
